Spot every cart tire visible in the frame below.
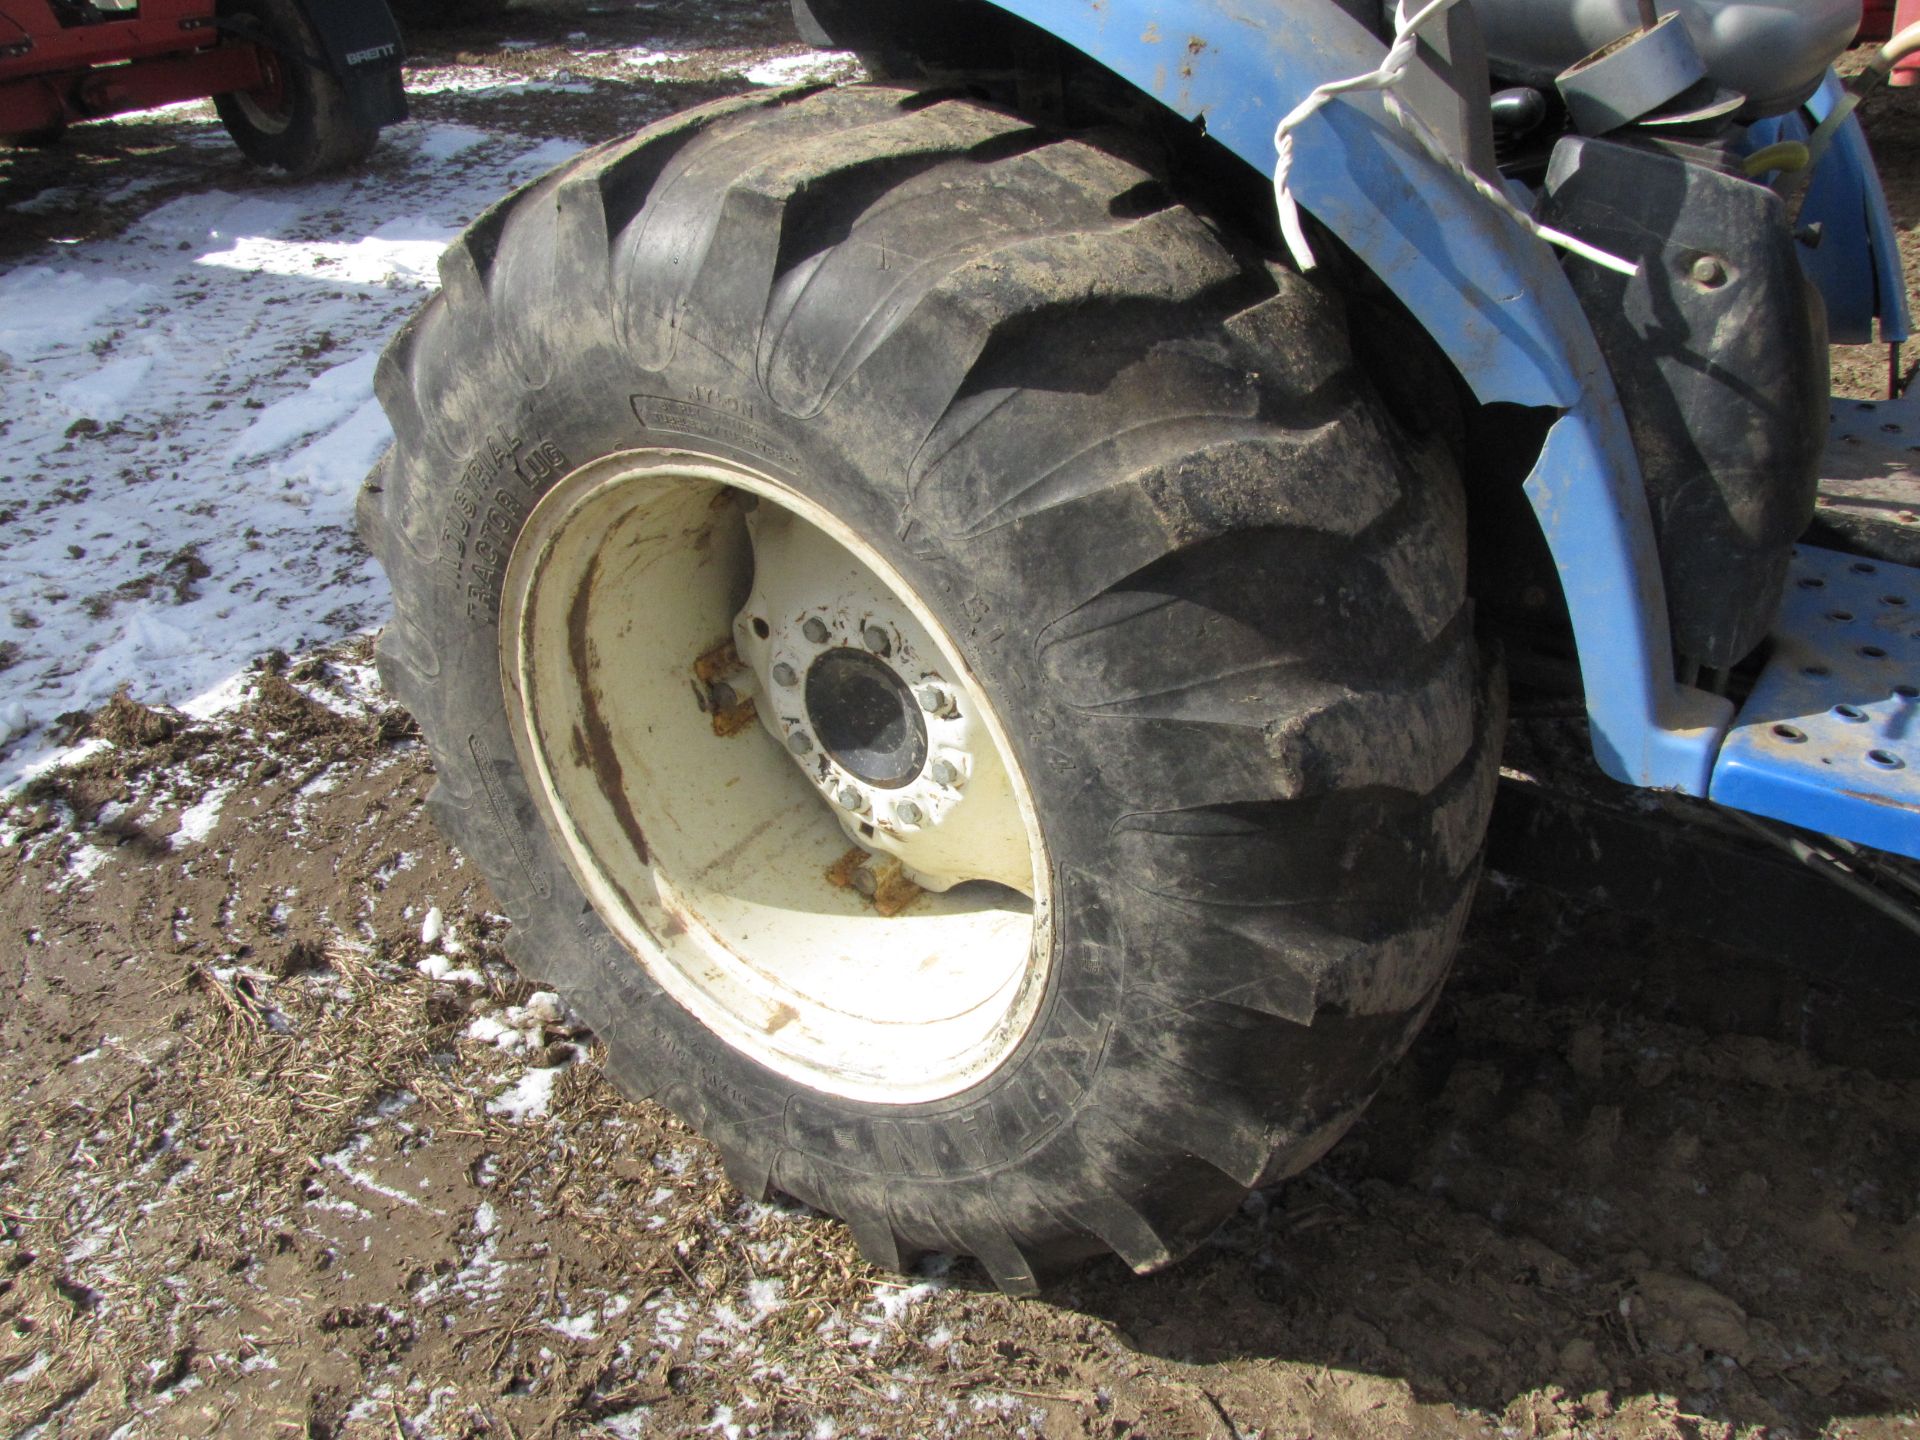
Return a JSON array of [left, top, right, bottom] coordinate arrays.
[[359, 85, 1501, 1291], [214, 0, 379, 177]]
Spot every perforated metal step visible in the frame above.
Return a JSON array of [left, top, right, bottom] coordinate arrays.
[[1710, 544, 1920, 858], [1810, 387, 1920, 566]]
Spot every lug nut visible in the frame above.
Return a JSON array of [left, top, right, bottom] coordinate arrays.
[[895, 801, 924, 825], [802, 617, 831, 645], [863, 626, 892, 657], [930, 758, 960, 786], [787, 731, 813, 756], [916, 685, 948, 714], [837, 786, 867, 813], [772, 662, 798, 687]]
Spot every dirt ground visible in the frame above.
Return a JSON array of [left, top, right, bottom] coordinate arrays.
[[5, 5, 1920, 1438]]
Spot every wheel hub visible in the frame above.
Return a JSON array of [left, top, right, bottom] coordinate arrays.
[[731, 504, 1033, 895], [803, 648, 927, 789]]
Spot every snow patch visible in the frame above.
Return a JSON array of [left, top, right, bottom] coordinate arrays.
[[6, 1352, 52, 1385], [68, 843, 116, 881], [230, 353, 383, 461], [406, 65, 595, 97], [547, 1294, 631, 1341], [740, 51, 862, 87], [321, 1135, 444, 1214], [580, 46, 689, 69], [0, 267, 149, 361], [413, 124, 493, 161], [715, 1277, 785, 1330], [465, 991, 561, 1053], [54, 354, 155, 423], [198, 222, 455, 289], [412, 1204, 508, 1306], [416, 954, 485, 988], [173, 783, 232, 847], [487, 1064, 564, 1121]]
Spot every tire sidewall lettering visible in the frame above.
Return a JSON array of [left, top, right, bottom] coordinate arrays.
[[438, 427, 569, 621]]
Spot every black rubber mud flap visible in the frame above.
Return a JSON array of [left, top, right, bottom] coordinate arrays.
[[293, 0, 408, 128]]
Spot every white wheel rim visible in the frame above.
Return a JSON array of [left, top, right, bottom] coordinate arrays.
[[499, 450, 1052, 1104]]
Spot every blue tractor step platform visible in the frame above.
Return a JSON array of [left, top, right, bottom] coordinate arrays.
[[1810, 388, 1920, 567], [1711, 544, 1920, 858]]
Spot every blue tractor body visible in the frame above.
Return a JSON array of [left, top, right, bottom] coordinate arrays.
[[802, 0, 1920, 857]]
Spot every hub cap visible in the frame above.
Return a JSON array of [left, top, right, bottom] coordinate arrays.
[[803, 648, 925, 789], [499, 451, 1050, 1104]]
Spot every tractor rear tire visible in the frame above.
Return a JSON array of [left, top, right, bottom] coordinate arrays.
[[359, 84, 1500, 1291], [214, 0, 380, 177]]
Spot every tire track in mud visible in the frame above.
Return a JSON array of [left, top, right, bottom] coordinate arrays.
[[1056, 882, 1920, 1438]]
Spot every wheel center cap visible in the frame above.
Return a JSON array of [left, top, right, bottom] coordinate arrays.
[[805, 648, 927, 789]]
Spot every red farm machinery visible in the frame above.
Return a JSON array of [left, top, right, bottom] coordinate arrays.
[[0, 0, 406, 174]]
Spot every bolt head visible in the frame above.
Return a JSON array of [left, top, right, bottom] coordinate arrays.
[[863, 626, 892, 657], [836, 787, 867, 813], [709, 682, 737, 711], [916, 685, 947, 714], [930, 758, 960, 786], [787, 731, 813, 756], [1690, 255, 1728, 288], [895, 801, 924, 826], [802, 617, 831, 645], [771, 662, 798, 687]]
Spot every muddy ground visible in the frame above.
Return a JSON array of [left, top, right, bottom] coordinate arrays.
[[5, 5, 1920, 1438]]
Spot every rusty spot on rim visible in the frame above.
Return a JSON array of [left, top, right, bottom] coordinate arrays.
[[823, 846, 925, 917], [567, 548, 650, 865], [694, 639, 758, 737]]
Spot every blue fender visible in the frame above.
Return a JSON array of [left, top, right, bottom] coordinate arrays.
[[1747, 73, 1912, 347], [981, 0, 1733, 790]]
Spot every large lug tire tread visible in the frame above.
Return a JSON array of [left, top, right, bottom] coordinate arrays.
[[359, 84, 1502, 1292]]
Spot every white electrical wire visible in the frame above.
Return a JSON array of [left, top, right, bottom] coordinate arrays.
[[1272, 0, 1640, 278]]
